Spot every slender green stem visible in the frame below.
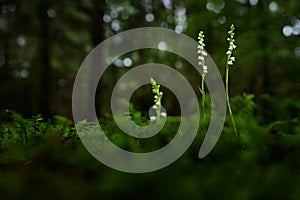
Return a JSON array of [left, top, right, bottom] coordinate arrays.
[[225, 64, 238, 137], [200, 75, 206, 119], [156, 96, 161, 121]]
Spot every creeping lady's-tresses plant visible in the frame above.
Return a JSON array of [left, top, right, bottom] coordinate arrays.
[[197, 24, 238, 136], [150, 77, 166, 121], [198, 31, 208, 119], [225, 24, 238, 136]]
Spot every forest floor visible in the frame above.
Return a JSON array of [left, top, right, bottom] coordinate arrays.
[[0, 100, 300, 199]]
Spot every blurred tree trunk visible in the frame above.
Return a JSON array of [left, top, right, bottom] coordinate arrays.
[[90, 0, 105, 47], [37, 2, 51, 117], [73, 0, 107, 120], [255, 1, 271, 121]]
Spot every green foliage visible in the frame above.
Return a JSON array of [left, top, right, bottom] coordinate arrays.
[[262, 94, 300, 122], [0, 111, 77, 151], [123, 100, 150, 126], [232, 93, 257, 118], [0, 110, 300, 199]]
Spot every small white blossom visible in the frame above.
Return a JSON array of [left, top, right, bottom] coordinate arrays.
[[197, 31, 208, 75], [226, 24, 237, 67], [152, 105, 158, 110], [203, 65, 208, 74], [150, 116, 156, 121], [161, 112, 167, 118]]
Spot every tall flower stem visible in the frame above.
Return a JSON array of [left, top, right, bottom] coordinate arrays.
[[226, 24, 238, 137], [225, 63, 238, 137], [197, 31, 208, 120], [200, 75, 206, 119]]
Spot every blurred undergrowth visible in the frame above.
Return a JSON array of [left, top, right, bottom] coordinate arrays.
[[0, 93, 299, 155], [0, 94, 300, 199]]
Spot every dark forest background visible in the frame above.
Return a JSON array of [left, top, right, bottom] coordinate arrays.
[[0, 0, 299, 122]]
